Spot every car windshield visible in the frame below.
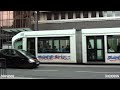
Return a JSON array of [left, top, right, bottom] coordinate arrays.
[[18, 50, 35, 58]]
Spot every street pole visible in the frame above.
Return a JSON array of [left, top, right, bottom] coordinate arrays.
[[34, 11, 38, 31], [0, 27, 2, 49], [0, 27, 1, 49], [37, 11, 39, 31]]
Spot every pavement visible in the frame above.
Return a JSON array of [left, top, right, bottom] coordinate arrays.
[[1, 64, 120, 79]]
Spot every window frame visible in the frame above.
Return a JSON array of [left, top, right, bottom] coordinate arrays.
[[37, 36, 70, 53], [107, 35, 120, 53]]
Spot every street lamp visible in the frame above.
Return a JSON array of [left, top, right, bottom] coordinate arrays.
[[34, 11, 39, 31]]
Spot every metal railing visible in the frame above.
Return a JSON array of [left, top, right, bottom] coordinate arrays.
[[0, 58, 7, 76]]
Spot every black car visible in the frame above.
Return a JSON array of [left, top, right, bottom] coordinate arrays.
[[0, 49, 40, 69]]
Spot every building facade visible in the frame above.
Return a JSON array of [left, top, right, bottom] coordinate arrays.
[[0, 11, 34, 49], [1, 11, 120, 49], [31, 11, 120, 30]]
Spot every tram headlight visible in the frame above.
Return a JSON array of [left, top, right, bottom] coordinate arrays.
[[29, 59, 35, 63]]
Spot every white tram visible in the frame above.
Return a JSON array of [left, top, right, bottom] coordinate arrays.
[[12, 27, 120, 64]]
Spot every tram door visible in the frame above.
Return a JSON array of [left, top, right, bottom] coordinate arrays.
[[86, 36, 105, 62], [27, 38, 35, 56]]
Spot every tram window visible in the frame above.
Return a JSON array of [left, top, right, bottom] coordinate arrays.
[[107, 35, 120, 53], [38, 37, 70, 53], [14, 38, 22, 50], [18, 45, 22, 49]]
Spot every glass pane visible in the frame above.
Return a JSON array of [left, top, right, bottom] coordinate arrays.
[[99, 11, 103, 17], [97, 39, 102, 49], [107, 35, 119, 52], [76, 11, 80, 18], [54, 12, 59, 20], [37, 37, 70, 53], [97, 50, 103, 59], [47, 12, 52, 20], [38, 40, 43, 53], [54, 40, 59, 52], [9, 19, 13, 27], [27, 38, 35, 55], [68, 11, 73, 19], [60, 40, 66, 48], [60, 39, 70, 53], [88, 50, 95, 60], [115, 11, 120, 16], [91, 11, 96, 17], [106, 11, 113, 17], [61, 12, 65, 19], [14, 38, 22, 49], [48, 40, 52, 48], [83, 11, 88, 18], [88, 39, 94, 49]]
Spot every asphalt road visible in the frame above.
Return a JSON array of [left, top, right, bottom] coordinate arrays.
[[1, 64, 120, 79]]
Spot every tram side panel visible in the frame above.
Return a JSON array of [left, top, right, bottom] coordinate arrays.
[[76, 30, 82, 63]]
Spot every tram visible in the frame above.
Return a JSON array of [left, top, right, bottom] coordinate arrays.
[[12, 27, 120, 64]]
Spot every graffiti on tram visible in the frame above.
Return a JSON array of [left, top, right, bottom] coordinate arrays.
[[38, 54, 71, 60], [107, 54, 120, 62]]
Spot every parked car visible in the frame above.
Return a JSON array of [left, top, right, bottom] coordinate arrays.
[[0, 49, 40, 69]]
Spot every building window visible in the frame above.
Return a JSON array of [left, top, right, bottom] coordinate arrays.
[[61, 12, 65, 19], [38, 36, 70, 53], [115, 11, 120, 16], [83, 11, 88, 18], [53, 12, 59, 20], [107, 11, 113, 17], [68, 11, 73, 19], [0, 11, 13, 27], [12, 11, 32, 28], [107, 35, 120, 53], [91, 11, 96, 17], [99, 11, 103, 17], [47, 12, 52, 20], [75, 11, 80, 18]]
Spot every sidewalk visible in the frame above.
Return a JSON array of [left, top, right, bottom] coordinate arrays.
[[0, 77, 44, 79]]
